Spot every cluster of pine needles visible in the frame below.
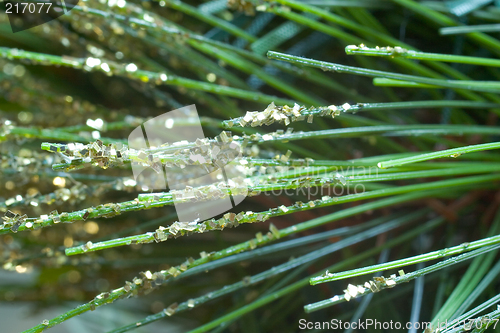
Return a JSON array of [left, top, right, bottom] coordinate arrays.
[[1, 0, 500, 332]]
